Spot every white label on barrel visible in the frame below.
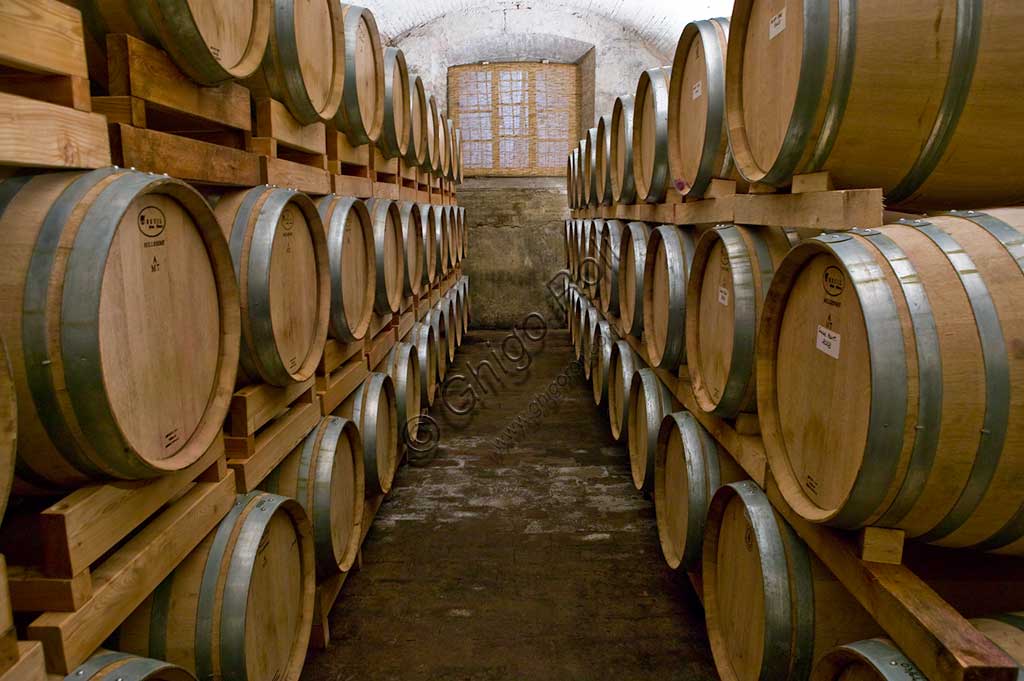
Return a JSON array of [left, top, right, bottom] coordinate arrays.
[[769, 8, 786, 40], [816, 325, 840, 359], [692, 81, 703, 100], [718, 286, 729, 306]]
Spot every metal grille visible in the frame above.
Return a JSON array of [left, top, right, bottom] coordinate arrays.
[[449, 62, 579, 176]]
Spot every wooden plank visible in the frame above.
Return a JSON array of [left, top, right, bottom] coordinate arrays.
[[859, 527, 905, 565], [674, 195, 735, 226], [0, 73, 91, 111], [226, 400, 321, 491], [733, 188, 883, 230], [106, 34, 250, 130], [372, 182, 401, 200], [764, 476, 1018, 681], [318, 356, 370, 416], [111, 124, 259, 187], [36, 437, 224, 578], [6, 566, 92, 613], [0, 0, 88, 79], [255, 98, 325, 153], [227, 378, 315, 437], [0, 557, 17, 673], [27, 474, 237, 674], [319, 339, 364, 377], [0, 92, 109, 169], [333, 174, 373, 198], [0, 642, 46, 681], [260, 156, 331, 196]]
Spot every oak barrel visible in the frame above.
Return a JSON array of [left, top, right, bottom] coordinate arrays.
[[78, 0, 269, 87], [627, 368, 675, 491], [445, 206, 460, 270], [244, 0, 344, 124], [364, 199, 405, 315], [567, 153, 578, 209], [120, 491, 315, 681], [316, 195, 375, 343], [455, 278, 470, 336], [757, 212, 1024, 551], [726, 0, 1024, 208], [425, 309, 448, 381], [433, 204, 451, 276], [442, 118, 455, 181], [410, 321, 438, 406], [262, 416, 364, 576], [426, 96, 440, 174], [654, 411, 744, 569], [591, 321, 619, 407], [336, 4, 384, 145], [421, 202, 439, 285], [617, 221, 651, 337], [609, 95, 638, 204], [337, 372, 398, 495], [64, 651, 195, 680], [581, 305, 602, 381], [583, 127, 599, 207], [214, 186, 330, 387], [594, 115, 614, 206], [668, 18, 734, 199], [397, 202, 424, 298], [404, 74, 429, 167], [813, 616, 1024, 681], [704, 482, 881, 681], [385, 342, 421, 451], [0, 339, 13, 520], [607, 341, 640, 442], [687, 225, 790, 417], [632, 67, 673, 204], [438, 297, 457, 362], [573, 301, 594, 361], [378, 47, 410, 159], [642, 224, 696, 369], [599, 219, 624, 316], [0, 169, 239, 490]]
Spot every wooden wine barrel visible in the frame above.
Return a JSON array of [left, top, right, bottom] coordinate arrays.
[[337, 372, 397, 495], [456, 277, 470, 335], [757, 212, 1024, 551], [608, 341, 640, 442], [609, 95, 638, 204], [668, 18, 734, 199], [426, 96, 440, 174], [120, 491, 315, 681], [377, 47, 410, 159], [440, 116, 453, 181], [404, 74, 429, 167], [627, 368, 675, 491], [454, 128, 464, 183], [64, 651, 195, 680], [633, 67, 673, 204], [410, 322, 438, 406], [262, 415, 364, 576], [813, 615, 1024, 681], [567, 289, 583, 346], [585, 219, 604, 298], [420, 202, 438, 285], [654, 411, 744, 569], [642, 224, 697, 369], [446, 292, 463, 348], [0, 169, 239, 490], [594, 115, 615, 206], [686, 225, 791, 417], [215, 187, 330, 387], [244, 0, 344, 124], [385, 342, 421, 450], [599, 219, 624, 316], [445, 119, 457, 181], [425, 309, 448, 381], [78, 0, 269, 87], [438, 297, 457, 362], [567, 153, 577, 209], [591, 321, 619, 407], [566, 220, 579, 278], [704, 481, 881, 681], [364, 199, 405, 315], [577, 219, 594, 286], [434, 204, 451, 276], [397, 202, 424, 298], [581, 305, 602, 381], [317, 195, 375, 343], [0, 338, 13, 521], [573, 301, 593, 361], [563, 220, 572, 269], [445, 206, 460, 270], [583, 127, 599, 207], [726, 1, 1024, 209], [336, 4, 384, 145], [617, 221, 651, 337]]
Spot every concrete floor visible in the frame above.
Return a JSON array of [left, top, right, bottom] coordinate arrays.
[[301, 330, 718, 681]]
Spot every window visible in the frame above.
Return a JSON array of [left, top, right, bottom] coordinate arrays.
[[449, 62, 579, 176]]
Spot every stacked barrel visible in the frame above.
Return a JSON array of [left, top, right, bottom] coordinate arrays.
[[0, 1, 469, 679], [566, 2, 1024, 681]]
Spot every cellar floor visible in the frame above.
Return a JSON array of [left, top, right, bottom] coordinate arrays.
[[301, 330, 717, 681]]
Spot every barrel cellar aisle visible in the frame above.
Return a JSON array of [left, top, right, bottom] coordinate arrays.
[[301, 330, 718, 681]]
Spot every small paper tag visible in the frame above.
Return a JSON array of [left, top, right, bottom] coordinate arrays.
[[692, 81, 703, 100], [718, 286, 729, 306], [816, 325, 841, 359], [769, 8, 786, 40]]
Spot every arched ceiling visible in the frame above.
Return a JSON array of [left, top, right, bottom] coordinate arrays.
[[360, 0, 735, 58]]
